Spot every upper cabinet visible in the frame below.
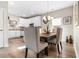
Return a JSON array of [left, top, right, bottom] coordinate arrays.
[[30, 16, 42, 27], [18, 16, 42, 27]]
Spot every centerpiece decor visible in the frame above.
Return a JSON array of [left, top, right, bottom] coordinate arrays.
[[43, 16, 51, 34]]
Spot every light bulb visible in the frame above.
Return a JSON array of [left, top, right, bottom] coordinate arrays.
[[48, 16, 51, 20], [43, 16, 46, 21]]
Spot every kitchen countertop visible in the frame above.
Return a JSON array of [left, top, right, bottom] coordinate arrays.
[[8, 27, 24, 31], [8, 29, 24, 31]]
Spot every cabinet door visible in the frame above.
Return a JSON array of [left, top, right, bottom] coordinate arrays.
[[31, 16, 41, 27], [15, 31, 21, 37], [21, 31, 24, 36], [0, 8, 3, 47], [9, 31, 15, 38]]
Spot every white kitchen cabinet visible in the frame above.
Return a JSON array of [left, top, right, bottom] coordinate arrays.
[[30, 16, 41, 27], [19, 18, 31, 27], [15, 31, 21, 37], [19, 16, 41, 27], [9, 31, 16, 38], [8, 31, 24, 38], [20, 31, 24, 36]]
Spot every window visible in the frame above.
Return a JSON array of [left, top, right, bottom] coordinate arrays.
[[52, 18, 62, 26]]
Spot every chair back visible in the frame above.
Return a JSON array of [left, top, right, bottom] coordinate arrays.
[[56, 27, 62, 44], [24, 27, 40, 52]]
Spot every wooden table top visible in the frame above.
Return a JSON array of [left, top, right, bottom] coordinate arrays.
[[40, 32, 56, 38]]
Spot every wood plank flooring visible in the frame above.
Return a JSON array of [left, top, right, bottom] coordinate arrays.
[[0, 37, 76, 58]]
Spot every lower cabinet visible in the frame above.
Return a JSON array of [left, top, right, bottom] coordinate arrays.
[[8, 31, 24, 38]]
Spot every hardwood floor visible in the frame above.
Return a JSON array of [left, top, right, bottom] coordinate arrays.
[[0, 37, 76, 58]]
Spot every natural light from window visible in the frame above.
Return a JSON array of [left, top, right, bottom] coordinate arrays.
[[52, 18, 62, 26], [17, 45, 26, 50]]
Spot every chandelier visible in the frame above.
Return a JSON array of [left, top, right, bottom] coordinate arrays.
[[43, 15, 51, 24]]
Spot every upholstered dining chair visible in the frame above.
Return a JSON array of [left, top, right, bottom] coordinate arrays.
[[24, 27, 48, 58], [48, 27, 62, 54]]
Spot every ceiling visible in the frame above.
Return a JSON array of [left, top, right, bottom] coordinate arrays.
[[8, 1, 74, 17]]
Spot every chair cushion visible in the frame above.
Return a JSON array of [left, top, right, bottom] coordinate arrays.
[[38, 42, 48, 52], [48, 38, 56, 44]]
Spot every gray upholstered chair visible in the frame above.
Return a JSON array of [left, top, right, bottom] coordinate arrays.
[[48, 27, 62, 54], [24, 27, 48, 58]]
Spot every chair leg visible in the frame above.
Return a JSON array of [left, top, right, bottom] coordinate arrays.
[[25, 48, 28, 58], [37, 53, 39, 58], [56, 44, 60, 54], [60, 41, 62, 50], [44, 46, 48, 56]]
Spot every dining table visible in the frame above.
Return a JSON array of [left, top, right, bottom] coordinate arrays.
[[40, 32, 56, 42]]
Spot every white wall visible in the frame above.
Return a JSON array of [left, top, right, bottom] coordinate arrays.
[[73, 2, 79, 57], [8, 16, 19, 29], [19, 16, 42, 27], [49, 6, 73, 42], [0, 1, 8, 47], [73, 26, 79, 57]]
